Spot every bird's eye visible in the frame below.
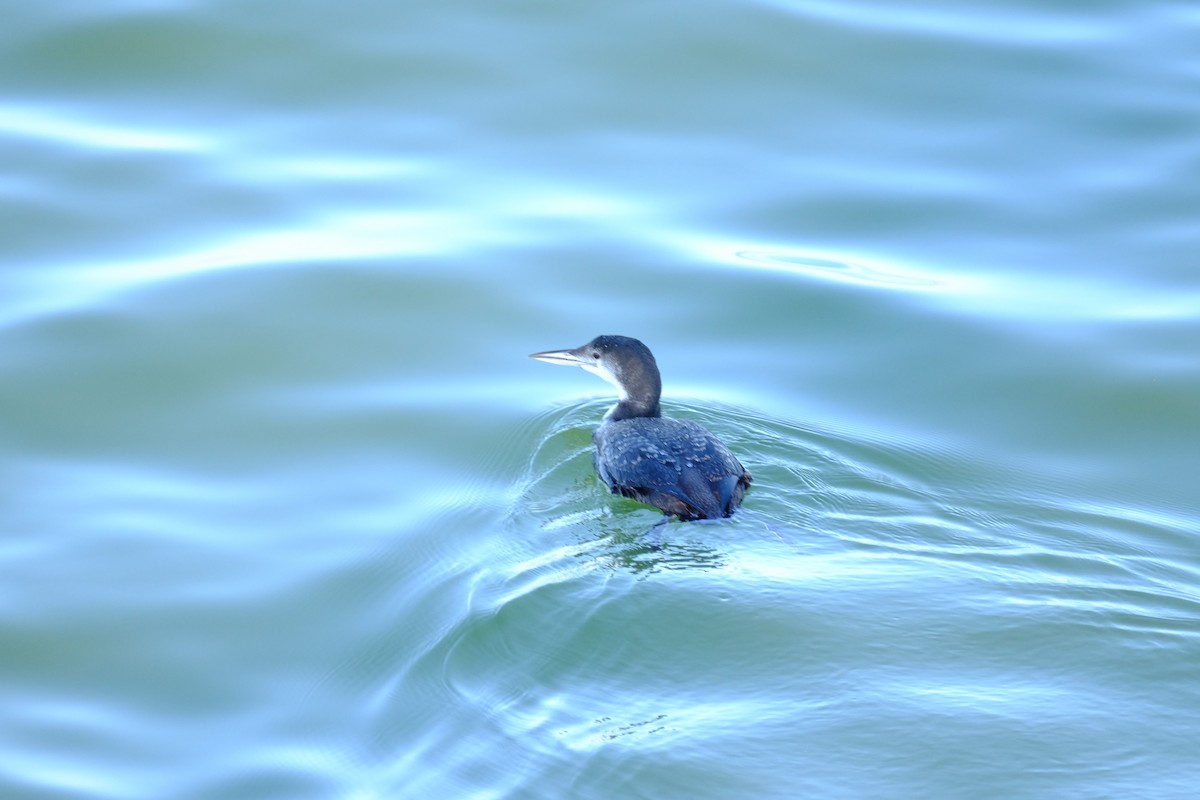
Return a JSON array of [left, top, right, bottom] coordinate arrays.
[[592, 352, 600, 359]]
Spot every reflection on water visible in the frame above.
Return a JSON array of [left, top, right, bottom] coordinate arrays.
[[576, 527, 729, 577]]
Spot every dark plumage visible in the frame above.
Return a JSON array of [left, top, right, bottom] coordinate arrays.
[[529, 335, 751, 520]]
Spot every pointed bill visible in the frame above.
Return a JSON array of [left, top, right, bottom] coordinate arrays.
[[528, 347, 588, 366]]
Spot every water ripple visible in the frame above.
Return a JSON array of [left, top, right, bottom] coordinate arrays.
[[0, 103, 210, 152], [736, 249, 942, 289]]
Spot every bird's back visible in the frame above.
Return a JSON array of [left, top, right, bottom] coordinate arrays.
[[593, 416, 751, 520]]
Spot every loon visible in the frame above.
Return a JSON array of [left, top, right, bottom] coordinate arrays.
[[529, 335, 752, 521]]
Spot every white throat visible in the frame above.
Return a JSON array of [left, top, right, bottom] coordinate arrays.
[[580, 361, 627, 400]]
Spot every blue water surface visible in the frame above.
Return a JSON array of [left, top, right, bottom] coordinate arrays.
[[2, 0, 1198, 798]]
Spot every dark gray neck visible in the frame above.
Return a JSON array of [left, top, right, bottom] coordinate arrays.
[[609, 344, 661, 420], [608, 396, 661, 421]]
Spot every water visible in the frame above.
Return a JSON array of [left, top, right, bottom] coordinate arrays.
[[3, 0, 1198, 797]]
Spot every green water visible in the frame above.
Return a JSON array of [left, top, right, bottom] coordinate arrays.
[[3, 1, 1198, 797]]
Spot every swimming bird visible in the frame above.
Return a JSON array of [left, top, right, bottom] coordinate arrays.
[[529, 335, 751, 521]]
